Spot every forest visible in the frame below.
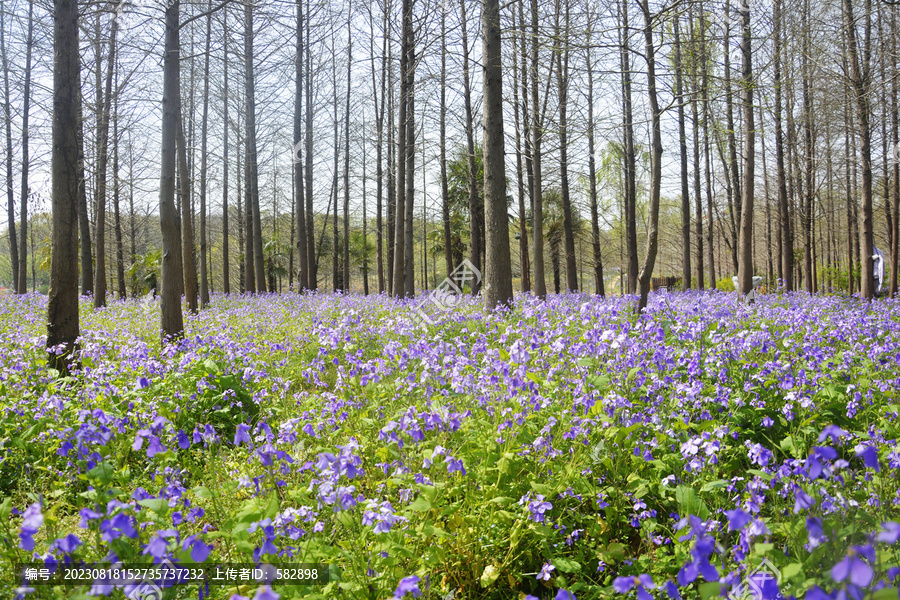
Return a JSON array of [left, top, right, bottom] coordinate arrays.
[[1, 0, 900, 598]]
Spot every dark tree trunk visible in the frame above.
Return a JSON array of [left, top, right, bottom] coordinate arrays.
[[304, 0, 315, 289], [47, 0, 81, 371], [440, 3, 453, 282], [689, 7, 704, 289], [159, 0, 185, 341], [343, 23, 351, 293], [199, 6, 211, 306], [774, 0, 792, 290], [222, 7, 230, 294], [17, 0, 33, 294], [513, 0, 530, 293], [93, 12, 118, 309], [1, 0, 18, 291], [674, 15, 691, 289], [113, 68, 126, 299], [555, 0, 576, 292], [736, 0, 755, 297], [530, 0, 546, 297], [482, 0, 512, 308], [245, 4, 265, 293], [620, 0, 638, 294], [176, 93, 198, 311], [461, 0, 481, 294]]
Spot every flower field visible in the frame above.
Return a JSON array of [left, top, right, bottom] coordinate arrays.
[[1, 291, 899, 600]]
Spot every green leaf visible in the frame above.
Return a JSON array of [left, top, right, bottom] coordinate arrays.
[[699, 582, 722, 600], [137, 498, 168, 514], [192, 486, 217, 499], [407, 496, 432, 512], [87, 461, 116, 486], [0, 497, 11, 521], [552, 558, 581, 573], [870, 588, 899, 600], [700, 480, 730, 492], [480, 564, 500, 588], [675, 485, 709, 520], [781, 563, 802, 580]]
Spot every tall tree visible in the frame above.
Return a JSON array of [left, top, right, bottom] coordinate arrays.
[[94, 9, 118, 309], [47, 0, 81, 370], [343, 19, 351, 293], [176, 87, 197, 311], [842, 0, 875, 299], [689, 6, 704, 288], [222, 6, 230, 294], [674, 13, 690, 289], [2, 0, 19, 291], [17, 0, 33, 294], [736, 0, 755, 297], [245, 3, 265, 293], [482, 0, 512, 308], [440, 1, 453, 281], [304, 0, 315, 289], [555, 0, 577, 292], [159, 0, 185, 341], [773, 0, 792, 290], [892, 5, 899, 298], [635, 0, 663, 313], [199, 5, 212, 306], [530, 0, 546, 297], [293, 0, 307, 290], [620, 0, 638, 294], [113, 62, 126, 299], [586, 12, 603, 296], [513, 0, 530, 293], [373, 0, 388, 293], [461, 0, 481, 294]]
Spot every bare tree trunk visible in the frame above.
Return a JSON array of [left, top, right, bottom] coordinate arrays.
[[774, 0, 792, 290], [403, 17, 416, 299], [514, 0, 530, 293], [461, 0, 481, 294], [1, 0, 18, 290], [113, 65, 126, 299], [245, 4, 265, 293], [392, 0, 409, 297], [47, 0, 81, 371], [892, 4, 899, 298], [689, 6, 704, 289], [701, 10, 715, 288], [530, 0, 546, 298], [222, 7, 230, 294], [674, 14, 690, 289], [736, 0, 755, 297], [128, 134, 137, 296], [198, 6, 211, 306], [723, 0, 741, 260], [620, 0, 638, 294], [482, 0, 512, 308], [801, 0, 814, 294], [343, 22, 351, 293], [17, 0, 33, 294], [586, 15, 603, 296], [290, 0, 306, 291], [843, 0, 875, 299], [636, 0, 662, 313], [440, 3, 453, 281], [304, 0, 315, 289], [374, 1, 387, 293], [94, 12, 118, 309], [176, 93, 198, 311], [555, 0, 576, 292], [159, 0, 185, 341]]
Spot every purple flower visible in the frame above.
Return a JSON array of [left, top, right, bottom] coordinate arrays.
[[807, 517, 828, 548], [725, 508, 751, 531], [537, 562, 555, 581], [445, 456, 466, 475], [393, 575, 422, 598], [146, 435, 167, 458], [876, 521, 900, 544], [664, 580, 681, 600], [803, 587, 833, 600], [794, 488, 816, 513], [19, 502, 43, 551], [818, 425, 846, 444], [53, 533, 81, 554], [855, 444, 880, 472], [831, 546, 874, 587], [613, 575, 654, 600], [252, 587, 279, 600], [176, 429, 191, 450], [143, 534, 170, 559], [555, 590, 577, 600], [187, 536, 213, 562], [234, 424, 252, 446]]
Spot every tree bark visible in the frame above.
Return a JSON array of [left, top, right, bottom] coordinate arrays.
[[222, 6, 230, 294], [689, 6, 704, 289], [47, 0, 81, 371], [674, 15, 691, 289], [461, 0, 481, 295], [555, 0, 577, 292], [1, 0, 18, 291], [736, 0, 755, 297], [244, 4, 265, 293], [343, 23, 351, 293], [774, 0, 792, 290], [113, 64, 126, 299], [636, 0, 662, 313], [198, 6, 211, 306], [17, 0, 33, 294], [482, 0, 512, 309], [530, 0, 546, 297], [843, 0, 875, 299], [93, 11, 118, 309], [586, 15, 603, 296], [620, 0, 638, 294], [440, 2, 453, 282], [159, 0, 185, 341]]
